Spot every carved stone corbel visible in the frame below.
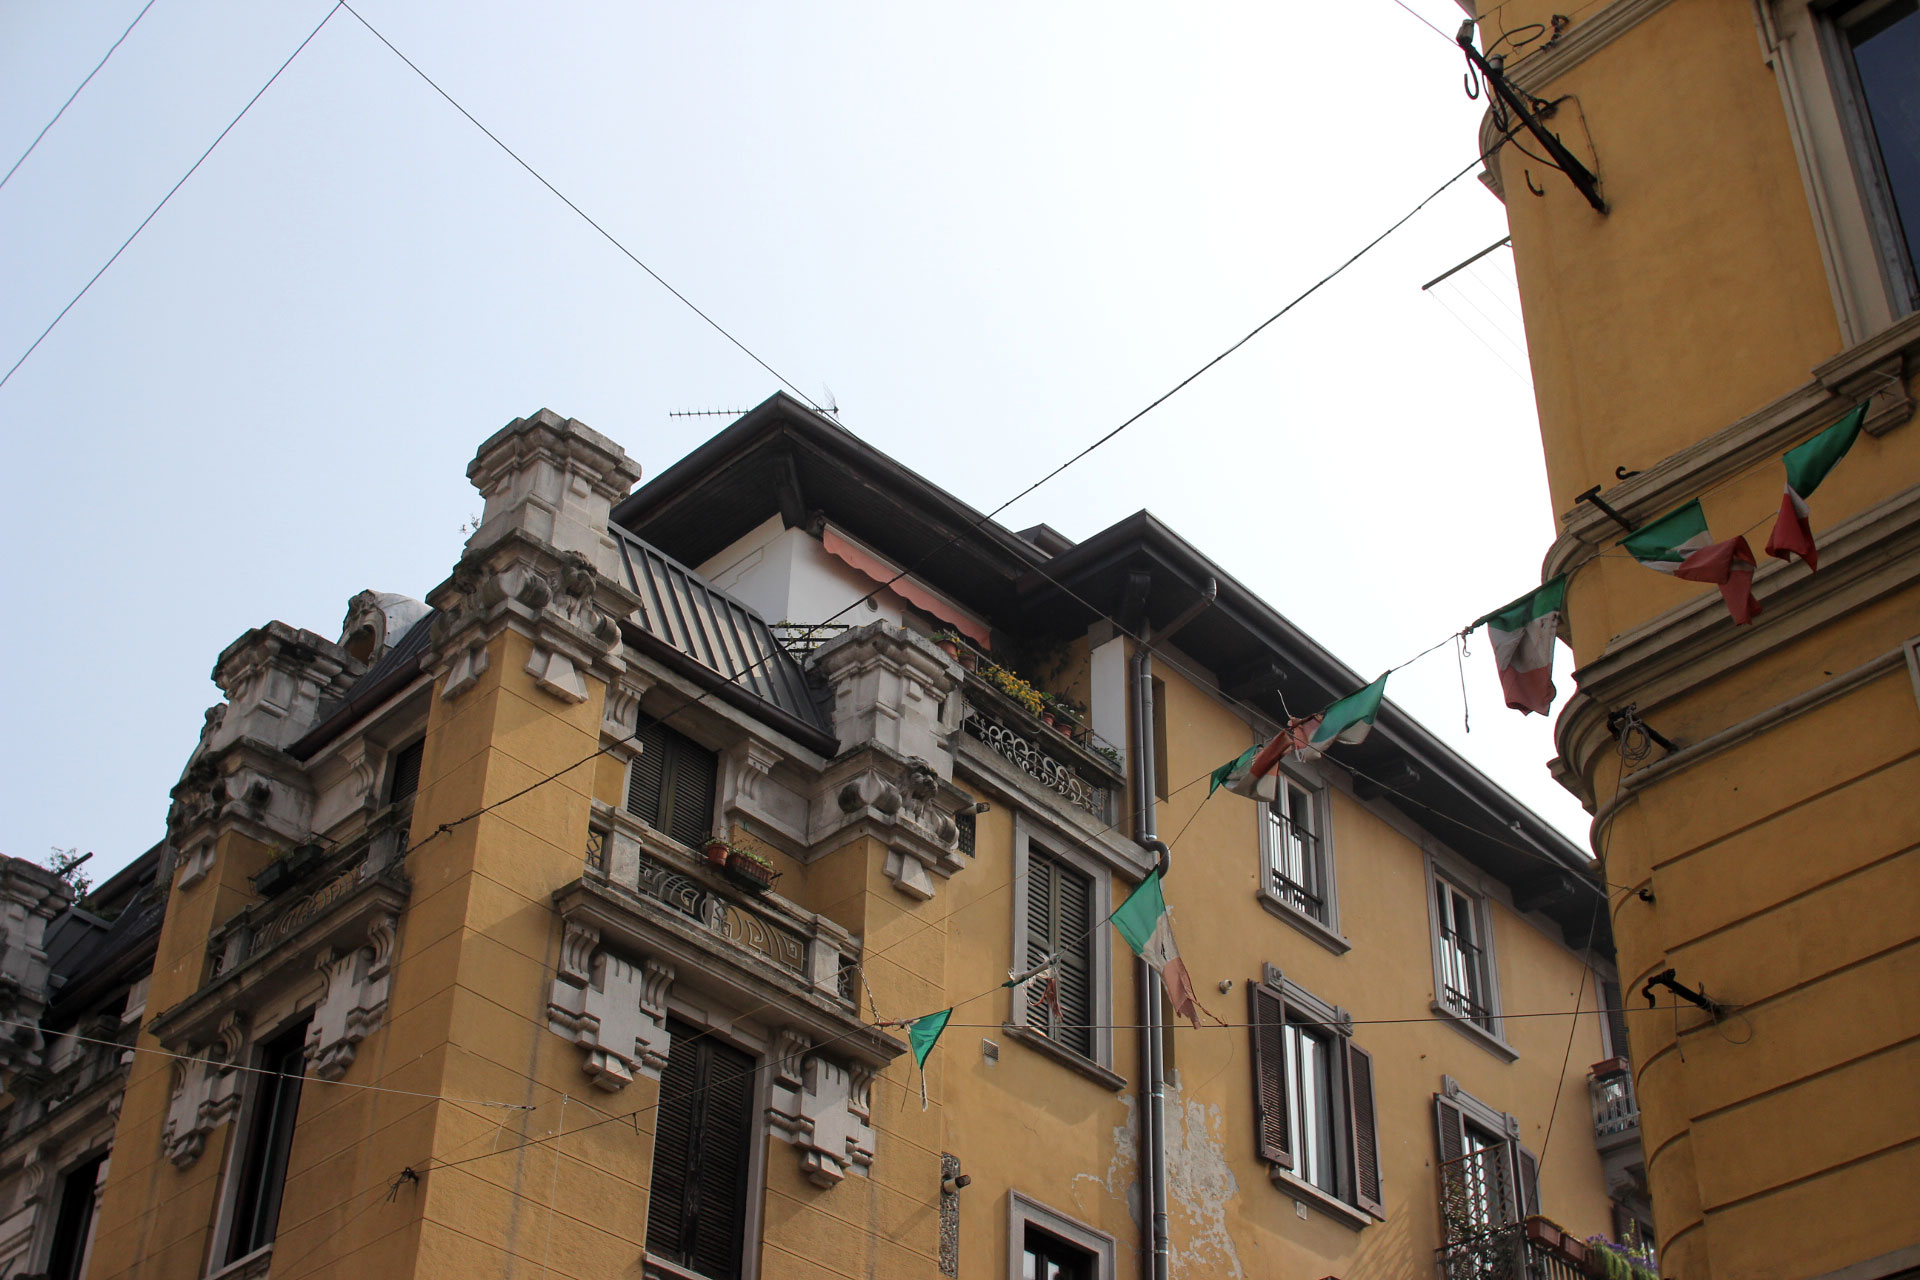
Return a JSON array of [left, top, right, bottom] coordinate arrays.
[[816, 750, 972, 902], [306, 912, 398, 1081], [546, 927, 674, 1090], [766, 1043, 878, 1187], [161, 1013, 248, 1168]]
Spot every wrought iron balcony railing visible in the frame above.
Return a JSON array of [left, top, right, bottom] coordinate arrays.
[[1435, 1220, 1594, 1280], [1589, 1059, 1640, 1145], [958, 671, 1122, 821]]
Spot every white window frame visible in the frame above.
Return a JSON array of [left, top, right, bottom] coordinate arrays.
[[1006, 811, 1118, 1086], [1255, 761, 1348, 955], [1424, 853, 1516, 1062], [1757, 0, 1919, 341], [1007, 1190, 1116, 1280]]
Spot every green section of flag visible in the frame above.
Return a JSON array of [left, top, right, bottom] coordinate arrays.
[[1472, 575, 1568, 634], [1308, 673, 1388, 748], [1621, 500, 1710, 564], [1784, 403, 1867, 499], [907, 1009, 951, 1069], [1208, 745, 1259, 796], [1111, 870, 1166, 957]]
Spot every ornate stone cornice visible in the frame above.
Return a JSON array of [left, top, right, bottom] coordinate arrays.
[[426, 532, 639, 705]]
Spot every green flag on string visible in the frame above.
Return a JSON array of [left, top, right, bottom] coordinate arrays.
[[908, 1009, 951, 1069]]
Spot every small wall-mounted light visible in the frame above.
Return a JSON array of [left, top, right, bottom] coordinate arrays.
[[942, 1172, 973, 1195], [967, 801, 992, 816], [1217, 979, 1234, 994]]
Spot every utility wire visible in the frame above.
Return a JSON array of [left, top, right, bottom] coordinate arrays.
[[335, 1, 831, 419], [0, 2, 342, 393], [0, 0, 161, 194]]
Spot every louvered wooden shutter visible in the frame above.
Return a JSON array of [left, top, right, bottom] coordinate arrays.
[[1434, 1095, 1466, 1166], [627, 724, 668, 825], [1512, 1141, 1540, 1221], [1054, 859, 1095, 1058], [1601, 979, 1631, 1061], [665, 737, 718, 849], [1345, 1041, 1384, 1214], [1248, 982, 1293, 1169], [387, 739, 423, 804], [646, 1018, 753, 1280]]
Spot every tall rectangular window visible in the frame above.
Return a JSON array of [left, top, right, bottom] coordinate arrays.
[[45, 1152, 105, 1280], [646, 1019, 754, 1280], [1836, 0, 1920, 308], [1434, 1087, 1538, 1240], [1435, 877, 1494, 1031], [1248, 974, 1384, 1221], [627, 721, 720, 850], [1024, 849, 1095, 1059], [1266, 780, 1326, 923], [226, 1017, 310, 1263]]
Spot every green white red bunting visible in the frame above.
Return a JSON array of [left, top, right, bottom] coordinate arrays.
[[1622, 500, 1763, 625], [1209, 674, 1388, 798], [1307, 673, 1388, 751], [1111, 871, 1199, 1029], [1472, 576, 1567, 716], [1766, 402, 1867, 572]]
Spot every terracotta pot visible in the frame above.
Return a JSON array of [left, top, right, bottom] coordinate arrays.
[[1524, 1219, 1562, 1249], [1040, 711, 1056, 727], [703, 840, 730, 867], [937, 639, 961, 660], [1590, 1056, 1631, 1080], [957, 650, 979, 671], [725, 849, 776, 890]]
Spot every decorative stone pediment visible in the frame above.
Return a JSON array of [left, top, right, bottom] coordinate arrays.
[[161, 1012, 247, 1168], [545, 922, 674, 1091], [766, 1033, 876, 1187]]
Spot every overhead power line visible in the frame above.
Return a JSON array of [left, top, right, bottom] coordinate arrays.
[[0, 2, 344, 393], [335, 1, 832, 420], [0, 0, 161, 194]]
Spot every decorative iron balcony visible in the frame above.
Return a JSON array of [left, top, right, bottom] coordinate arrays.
[[1436, 1218, 1601, 1280], [1589, 1058, 1640, 1146], [957, 670, 1122, 821]]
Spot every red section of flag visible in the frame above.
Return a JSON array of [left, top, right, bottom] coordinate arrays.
[[1674, 535, 1763, 625], [1162, 956, 1200, 1030], [1496, 663, 1556, 717], [1764, 491, 1817, 571]]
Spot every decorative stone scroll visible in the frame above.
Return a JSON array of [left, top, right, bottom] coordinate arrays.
[[305, 912, 398, 1080], [766, 1033, 876, 1188], [161, 1012, 248, 1168], [546, 922, 674, 1091]]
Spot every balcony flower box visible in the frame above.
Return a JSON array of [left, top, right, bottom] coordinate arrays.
[[724, 848, 780, 893], [253, 843, 324, 898], [1590, 1055, 1631, 1080]]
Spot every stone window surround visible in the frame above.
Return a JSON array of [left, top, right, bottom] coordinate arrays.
[[1423, 849, 1519, 1063], [1256, 964, 1376, 1232], [8, 1139, 112, 1280], [1005, 810, 1118, 1085], [203, 998, 316, 1278], [639, 1002, 773, 1280], [1253, 755, 1351, 956], [1006, 1189, 1117, 1280]]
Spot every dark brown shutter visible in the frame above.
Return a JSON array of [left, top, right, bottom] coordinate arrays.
[[1601, 979, 1631, 1061], [1434, 1095, 1466, 1166], [647, 1018, 754, 1280], [627, 725, 668, 825], [664, 735, 718, 849], [1512, 1141, 1541, 1221], [387, 739, 423, 804], [1054, 859, 1095, 1058], [1248, 982, 1293, 1169], [1345, 1041, 1384, 1214]]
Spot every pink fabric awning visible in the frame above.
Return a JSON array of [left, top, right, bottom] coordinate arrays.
[[820, 526, 992, 649]]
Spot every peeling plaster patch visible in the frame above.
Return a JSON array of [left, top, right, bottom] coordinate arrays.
[[1073, 1090, 1143, 1227], [1164, 1077, 1244, 1279]]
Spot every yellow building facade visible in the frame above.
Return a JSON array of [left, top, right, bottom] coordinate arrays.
[[7, 403, 1648, 1280], [1465, 0, 1920, 1275]]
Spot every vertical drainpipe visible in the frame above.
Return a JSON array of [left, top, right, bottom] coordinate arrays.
[[1129, 578, 1215, 1280]]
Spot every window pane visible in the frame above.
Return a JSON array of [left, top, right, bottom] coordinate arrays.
[[1267, 786, 1325, 922], [227, 1019, 310, 1262], [1847, 0, 1920, 278], [1285, 1022, 1338, 1196]]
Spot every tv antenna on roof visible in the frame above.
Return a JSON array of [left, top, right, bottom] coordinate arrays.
[[666, 408, 749, 419]]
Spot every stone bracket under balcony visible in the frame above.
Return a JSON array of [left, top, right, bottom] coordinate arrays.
[[804, 745, 975, 902]]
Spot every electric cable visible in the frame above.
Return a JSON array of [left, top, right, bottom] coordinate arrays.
[[0, 2, 343, 393], [335, 1, 832, 421], [0, 0, 161, 194]]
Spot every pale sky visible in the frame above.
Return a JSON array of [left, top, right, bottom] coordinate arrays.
[[0, 1, 1583, 884]]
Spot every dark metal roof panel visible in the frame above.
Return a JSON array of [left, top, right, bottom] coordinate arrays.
[[613, 527, 829, 736]]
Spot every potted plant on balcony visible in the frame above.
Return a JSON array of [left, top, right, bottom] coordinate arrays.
[[723, 847, 780, 893], [932, 630, 964, 661], [702, 836, 733, 868]]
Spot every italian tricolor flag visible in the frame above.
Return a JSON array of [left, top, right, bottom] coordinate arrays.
[[1209, 720, 1317, 799], [1765, 402, 1867, 573], [1472, 576, 1566, 716], [1111, 871, 1199, 1029], [1304, 672, 1389, 755], [1623, 500, 1763, 625]]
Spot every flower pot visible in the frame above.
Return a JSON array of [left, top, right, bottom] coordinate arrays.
[[957, 650, 978, 671], [937, 639, 961, 660], [725, 849, 778, 891], [1590, 1056, 1631, 1080], [703, 840, 731, 867], [1524, 1219, 1562, 1250]]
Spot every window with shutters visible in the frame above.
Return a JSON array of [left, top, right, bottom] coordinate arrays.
[[1425, 858, 1512, 1058], [1433, 1080, 1539, 1245], [626, 721, 721, 850], [645, 1018, 755, 1280], [1255, 769, 1346, 953], [1024, 849, 1095, 1059], [222, 1016, 312, 1265], [1246, 970, 1383, 1227], [387, 737, 424, 805], [1007, 815, 1117, 1082]]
